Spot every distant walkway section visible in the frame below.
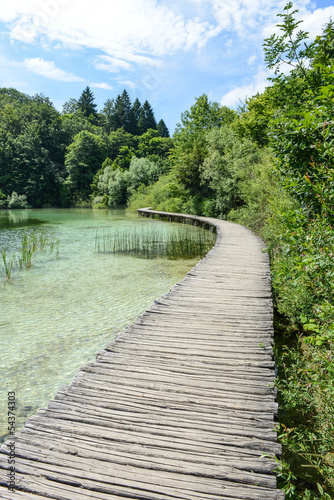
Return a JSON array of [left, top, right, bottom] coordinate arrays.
[[0, 208, 284, 499]]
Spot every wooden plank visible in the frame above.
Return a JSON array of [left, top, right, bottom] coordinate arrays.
[[15, 429, 278, 474]]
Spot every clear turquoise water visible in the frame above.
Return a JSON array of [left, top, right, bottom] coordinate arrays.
[[0, 208, 201, 442]]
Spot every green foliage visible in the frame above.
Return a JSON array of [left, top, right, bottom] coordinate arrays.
[[227, 148, 288, 235], [137, 128, 174, 158], [269, 212, 334, 334], [0, 86, 168, 207], [157, 119, 170, 137], [234, 90, 275, 146], [258, 6, 334, 497], [275, 339, 334, 499], [2, 249, 15, 282], [269, 89, 334, 222], [128, 172, 185, 213], [107, 128, 138, 161], [171, 95, 236, 199], [6, 192, 30, 209], [113, 90, 133, 133], [65, 130, 107, 201], [0, 122, 59, 207], [77, 86, 98, 121], [138, 100, 157, 133], [263, 2, 311, 77], [202, 126, 266, 218], [97, 156, 166, 208]]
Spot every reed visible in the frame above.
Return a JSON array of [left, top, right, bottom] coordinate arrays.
[[95, 224, 216, 260], [2, 250, 16, 282]]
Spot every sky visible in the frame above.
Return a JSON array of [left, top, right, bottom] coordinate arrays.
[[0, 0, 334, 135]]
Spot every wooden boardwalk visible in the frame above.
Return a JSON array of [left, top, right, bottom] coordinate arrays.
[[0, 209, 284, 500]]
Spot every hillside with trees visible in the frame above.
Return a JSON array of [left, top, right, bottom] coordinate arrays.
[[0, 87, 171, 209]]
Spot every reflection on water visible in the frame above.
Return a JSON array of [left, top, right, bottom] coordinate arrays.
[[0, 210, 47, 229], [0, 208, 201, 442]]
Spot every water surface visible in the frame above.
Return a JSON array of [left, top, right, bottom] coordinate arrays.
[[0, 208, 202, 442]]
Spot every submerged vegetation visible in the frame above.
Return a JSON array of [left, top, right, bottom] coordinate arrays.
[[1, 249, 15, 281], [1, 229, 60, 283], [95, 223, 216, 260]]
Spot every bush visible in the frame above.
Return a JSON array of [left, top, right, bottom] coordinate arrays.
[[6, 191, 30, 209]]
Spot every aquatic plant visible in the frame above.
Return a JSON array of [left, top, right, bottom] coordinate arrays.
[[2, 250, 16, 282], [18, 229, 60, 269], [95, 223, 216, 260], [2, 229, 61, 283]]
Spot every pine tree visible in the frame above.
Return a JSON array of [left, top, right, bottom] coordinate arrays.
[[137, 100, 157, 135], [137, 107, 146, 135], [142, 100, 157, 131], [102, 98, 116, 133], [78, 86, 97, 120], [130, 98, 142, 135], [114, 90, 132, 132], [157, 119, 170, 137]]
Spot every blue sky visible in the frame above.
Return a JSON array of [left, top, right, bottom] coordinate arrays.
[[0, 0, 333, 135]]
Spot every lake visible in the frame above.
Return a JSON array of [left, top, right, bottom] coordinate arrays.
[[0, 208, 206, 442]]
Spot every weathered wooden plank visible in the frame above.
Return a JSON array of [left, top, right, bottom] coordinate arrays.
[[19, 407, 280, 454], [54, 389, 277, 430], [15, 428, 278, 475], [19, 412, 282, 457], [95, 352, 277, 380], [72, 370, 277, 405], [0, 458, 285, 500], [2, 440, 277, 489], [79, 363, 277, 396]]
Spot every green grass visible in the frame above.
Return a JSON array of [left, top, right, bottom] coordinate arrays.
[[95, 224, 216, 260], [2, 229, 60, 283], [1, 250, 16, 282]]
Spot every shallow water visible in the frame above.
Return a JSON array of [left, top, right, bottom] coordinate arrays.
[[0, 208, 202, 442]]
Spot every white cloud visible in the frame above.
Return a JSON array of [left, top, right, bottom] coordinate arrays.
[[95, 56, 132, 73], [203, 0, 333, 41], [22, 57, 83, 81], [1, 0, 218, 69], [90, 82, 114, 90], [293, 6, 334, 39], [247, 55, 257, 65], [221, 66, 270, 107], [118, 80, 137, 89]]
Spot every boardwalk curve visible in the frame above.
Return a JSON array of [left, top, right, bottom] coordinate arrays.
[[0, 209, 284, 499]]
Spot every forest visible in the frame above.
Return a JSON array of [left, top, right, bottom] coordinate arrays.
[[0, 86, 171, 209], [0, 2, 333, 498]]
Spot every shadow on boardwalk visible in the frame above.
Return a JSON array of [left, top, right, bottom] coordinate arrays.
[[0, 209, 285, 500]]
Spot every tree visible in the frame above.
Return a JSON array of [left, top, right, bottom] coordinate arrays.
[[137, 129, 173, 159], [0, 123, 59, 207], [65, 131, 106, 201], [137, 100, 157, 134], [77, 86, 98, 121], [171, 94, 236, 196], [107, 128, 138, 160], [144, 100, 157, 130], [131, 98, 142, 134], [234, 90, 275, 146], [263, 4, 334, 221], [157, 119, 170, 137], [62, 98, 79, 115], [113, 90, 133, 132], [101, 98, 116, 134], [26, 94, 64, 165]]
